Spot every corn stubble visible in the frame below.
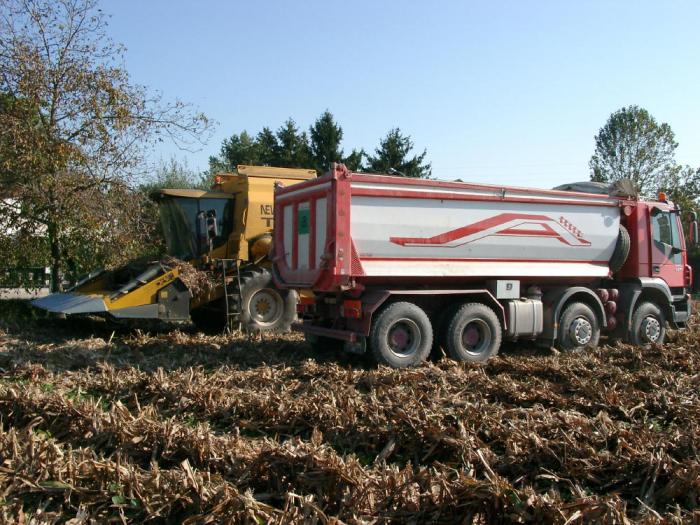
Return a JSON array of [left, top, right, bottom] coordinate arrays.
[[0, 304, 698, 524]]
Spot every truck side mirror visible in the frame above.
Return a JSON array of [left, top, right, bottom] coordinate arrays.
[[690, 220, 698, 247]]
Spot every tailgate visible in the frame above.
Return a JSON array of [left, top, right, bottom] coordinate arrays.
[[273, 165, 352, 290]]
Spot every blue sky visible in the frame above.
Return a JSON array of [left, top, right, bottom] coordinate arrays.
[[104, 0, 700, 187]]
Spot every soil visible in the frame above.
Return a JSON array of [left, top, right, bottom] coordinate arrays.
[[0, 300, 698, 523]]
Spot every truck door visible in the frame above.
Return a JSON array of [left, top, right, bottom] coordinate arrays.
[[650, 207, 684, 287]]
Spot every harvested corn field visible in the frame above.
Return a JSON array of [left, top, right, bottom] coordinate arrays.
[[0, 301, 698, 524]]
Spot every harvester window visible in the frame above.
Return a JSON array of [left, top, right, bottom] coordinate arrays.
[[200, 198, 233, 249], [158, 196, 233, 259]]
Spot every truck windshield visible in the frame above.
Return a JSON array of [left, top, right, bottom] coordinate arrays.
[[158, 197, 233, 260]]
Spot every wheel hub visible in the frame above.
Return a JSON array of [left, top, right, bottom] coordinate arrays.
[[461, 319, 491, 355], [249, 289, 283, 326], [387, 319, 420, 357], [641, 316, 661, 342], [570, 317, 592, 345]]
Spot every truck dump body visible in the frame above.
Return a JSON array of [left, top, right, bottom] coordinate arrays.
[[275, 165, 622, 290]]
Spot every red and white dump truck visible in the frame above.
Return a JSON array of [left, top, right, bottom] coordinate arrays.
[[273, 164, 695, 367]]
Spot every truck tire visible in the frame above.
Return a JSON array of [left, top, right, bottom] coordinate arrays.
[[609, 225, 631, 273], [556, 302, 600, 351], [370, 302, 432, 368], [444, 302, 502, 364], [240, 268, 297, 333], [629, 301, 666, 346]]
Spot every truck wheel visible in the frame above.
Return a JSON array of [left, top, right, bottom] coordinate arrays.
[[609, 225, 631, 273], [370, 302, 432, 368], [556, 302, 600, 351], [240, 268, 297, 333], [629, 302, 666, 346], [445, 302, 502, 364]]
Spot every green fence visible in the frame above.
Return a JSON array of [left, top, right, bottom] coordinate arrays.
[[0, 267, 51, 289]]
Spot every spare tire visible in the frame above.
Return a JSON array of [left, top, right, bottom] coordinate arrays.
[[609, 225, 631, 273]]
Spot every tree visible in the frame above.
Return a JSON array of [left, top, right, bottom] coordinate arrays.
[[141, 157, 209, 193], [209, 131, 260, 172], [0, 0, 211, 290], [256, 127, 280, 166], [659, 165, 700, 213], [309, 111, 343, 173], [365, 128, 432, 178], [590, 106, 678, 196], [275, 118, 311, 168], [343, 148, 365, 172]]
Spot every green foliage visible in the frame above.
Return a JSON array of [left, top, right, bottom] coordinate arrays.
[[590, 106, 678, 196], [309, 111, 344, 173], [659, 165, 700, 213], [140, 157, 209, 194], [210, 112, 435, 178], [275, 118, 312, 168], [208, 131, 260, 172], [365, 128, 432, 178]]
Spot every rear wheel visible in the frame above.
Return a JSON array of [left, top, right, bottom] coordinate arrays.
[[444, 302, 502, 364], [370, 302, 432, 368], [556, 302, 600, 351], [629, 302, 666, 346]]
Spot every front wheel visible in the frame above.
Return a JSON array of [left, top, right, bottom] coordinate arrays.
[[629, 302, 666, 346], [370, 302, 432, 368], [556, 302, 600, 351]]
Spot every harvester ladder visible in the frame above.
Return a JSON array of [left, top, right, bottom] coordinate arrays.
[[221, 258, 242, 333]]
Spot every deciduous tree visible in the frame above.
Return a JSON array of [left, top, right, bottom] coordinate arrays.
[[0, 0, 211, 289], [590, 106, 678, 196]]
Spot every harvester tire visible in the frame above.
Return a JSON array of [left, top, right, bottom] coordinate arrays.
[[556, 302, 600, 352], [370, 302, 432, 368], [609, 225, 631, 273], [445, 302, 502, 364], [239, 268, 297, 333]]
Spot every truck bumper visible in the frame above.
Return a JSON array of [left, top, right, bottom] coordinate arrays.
[[292, 322, 358, 342], [671, 298, 692, 327]]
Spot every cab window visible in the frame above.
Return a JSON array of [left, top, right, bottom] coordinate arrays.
[[652, 211, 673, 245], [652, 209, 682, 264]]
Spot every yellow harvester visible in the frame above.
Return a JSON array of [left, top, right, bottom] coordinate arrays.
[[32, 166, 316, 332]]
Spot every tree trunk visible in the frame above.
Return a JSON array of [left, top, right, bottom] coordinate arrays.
[[47, 221, 61, 292]]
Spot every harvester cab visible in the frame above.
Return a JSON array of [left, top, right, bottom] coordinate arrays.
[[32, 165, 316, 333]]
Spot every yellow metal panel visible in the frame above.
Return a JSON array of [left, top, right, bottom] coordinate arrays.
[[237, 165, 316, 180], [106, 268, 180, 310]]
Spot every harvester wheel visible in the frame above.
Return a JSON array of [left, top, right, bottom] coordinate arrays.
[[444, 302, 502, 364], [239, 268, 297, 333], [556, 302, 600, 351], [370, 302, 432, 368], [629, 301, 666, 346], [609, 225, 631, 273]]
